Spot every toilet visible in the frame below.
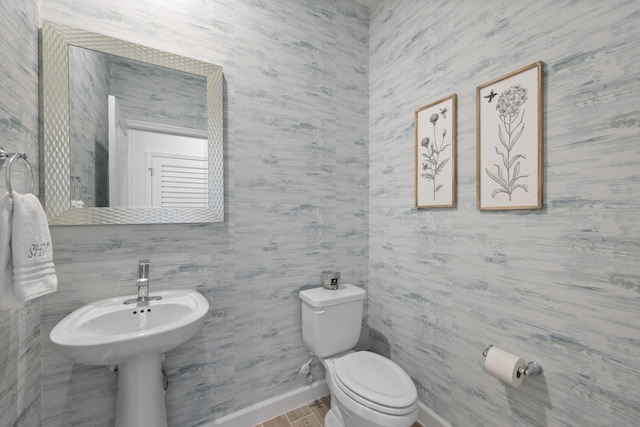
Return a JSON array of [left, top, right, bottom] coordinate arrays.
[[299, 284, 419, 427]]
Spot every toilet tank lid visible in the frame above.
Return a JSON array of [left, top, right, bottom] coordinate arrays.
[[299, 284, 365, 307]]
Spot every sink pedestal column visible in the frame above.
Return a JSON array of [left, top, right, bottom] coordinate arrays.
[[115, 353, 167, 427]]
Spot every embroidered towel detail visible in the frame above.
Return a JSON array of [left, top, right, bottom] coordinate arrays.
[[11, 192, 57, 302], [0, 193, 21, 310]]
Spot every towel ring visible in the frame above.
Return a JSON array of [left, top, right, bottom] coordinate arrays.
[[0, 145, 35, 195]]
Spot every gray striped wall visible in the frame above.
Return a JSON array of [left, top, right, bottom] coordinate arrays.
[[2, 0, 638, 426], [369, 1, 640, 426], [0, 0, 42, 426], [39, 1, 369, 426]]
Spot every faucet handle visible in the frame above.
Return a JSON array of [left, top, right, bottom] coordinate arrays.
[[138, 259, 150, 279]]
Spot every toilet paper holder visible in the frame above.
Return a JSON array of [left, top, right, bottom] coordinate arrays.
[[483, 344, 543, 377]]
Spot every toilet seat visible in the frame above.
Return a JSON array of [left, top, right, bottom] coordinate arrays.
[[333, 351, 417, 416]]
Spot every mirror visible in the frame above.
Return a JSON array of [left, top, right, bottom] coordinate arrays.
[[42, 21, 223, 224]]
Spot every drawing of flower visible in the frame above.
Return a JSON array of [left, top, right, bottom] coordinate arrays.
[[420, 111, 450, 200], [485, 84, 529, 201]]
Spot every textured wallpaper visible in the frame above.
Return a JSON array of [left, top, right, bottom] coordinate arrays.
[[38, 0, 369, 426], [5, 0, 637, 426], [69, 46, 110, 207], [0, 0, 42, 426], [368, 0, 640, 426], [109, 56, 207, 131]]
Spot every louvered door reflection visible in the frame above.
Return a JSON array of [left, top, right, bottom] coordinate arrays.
[[148, 154, 208, 208]]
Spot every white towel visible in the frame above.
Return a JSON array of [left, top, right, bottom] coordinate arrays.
[[10, 192, 57, 302], [0, 193, 21, 309]]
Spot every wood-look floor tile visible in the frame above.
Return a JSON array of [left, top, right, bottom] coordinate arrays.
[[263, 414, 291, 427], [286, 404, 311, 422], [307, 397, 330, 422], [291, 414, 322, 427], [257, 398, 424, 427]]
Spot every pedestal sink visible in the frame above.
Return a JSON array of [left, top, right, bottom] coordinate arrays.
[[50, 289, 209, 427]]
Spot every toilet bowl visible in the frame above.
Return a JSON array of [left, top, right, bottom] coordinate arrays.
[[321, 351, 419, 427], [299, 284, 419, 427]]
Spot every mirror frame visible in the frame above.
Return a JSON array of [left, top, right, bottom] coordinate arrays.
[[42, 21, 224, 225]]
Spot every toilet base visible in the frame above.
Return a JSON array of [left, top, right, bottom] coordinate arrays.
[[324, 409, 340, 427], [331, 398, 415, 427], [326, 406, 372, 427]]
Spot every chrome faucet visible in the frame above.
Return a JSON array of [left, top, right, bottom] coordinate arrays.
[[137, 259, 150, 303], [124, 259, 162, 305]]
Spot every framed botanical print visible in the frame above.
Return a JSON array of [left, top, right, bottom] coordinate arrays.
[[477, 61, 543, 210], [415, 94, 457, 208]]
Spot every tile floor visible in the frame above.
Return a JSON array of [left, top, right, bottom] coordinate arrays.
[[254, 397, 424, 427]]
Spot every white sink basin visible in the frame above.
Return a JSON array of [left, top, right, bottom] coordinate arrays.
[[50, 288, 209, 427], [50, 289, 209, 365]]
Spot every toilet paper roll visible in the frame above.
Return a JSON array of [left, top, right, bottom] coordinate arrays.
[[484, 346, 526, 387]]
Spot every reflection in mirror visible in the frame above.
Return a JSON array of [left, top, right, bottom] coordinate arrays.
[[42, 21, 223, 224], [68, 47, 208, 209]]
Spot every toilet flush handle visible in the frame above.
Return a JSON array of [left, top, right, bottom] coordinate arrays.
[[313, 309, 326, 315]]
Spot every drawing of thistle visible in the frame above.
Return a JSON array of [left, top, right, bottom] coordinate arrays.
[[421, 112, 450, 200], [485, 84, 529, 201]]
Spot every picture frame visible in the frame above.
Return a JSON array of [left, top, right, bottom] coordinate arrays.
[[415, 94, 457, 208], [476, 61, 543, 210]]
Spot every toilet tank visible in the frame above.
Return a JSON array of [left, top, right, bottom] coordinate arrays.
[[299, 284, 365, 358]]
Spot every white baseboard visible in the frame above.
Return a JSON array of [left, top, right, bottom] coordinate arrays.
[[418, 401, 453, 427], [202, 381, 451, 427], [204, 380, 330, 427]]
